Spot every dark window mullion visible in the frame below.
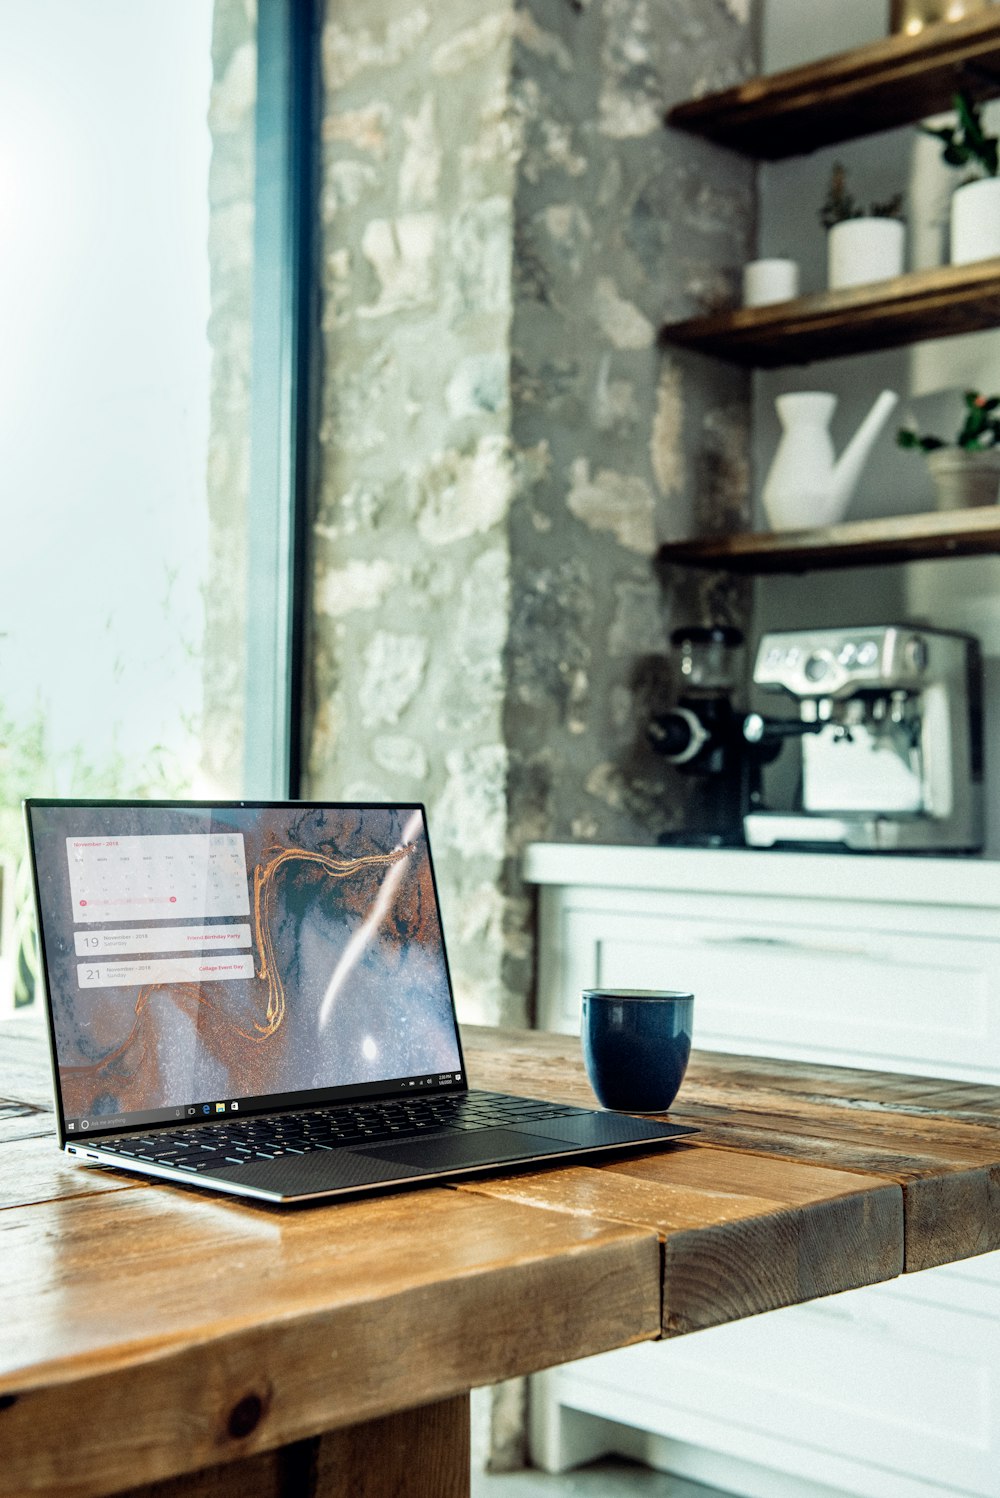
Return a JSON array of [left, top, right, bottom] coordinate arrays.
[[245, 0, 318, 799]]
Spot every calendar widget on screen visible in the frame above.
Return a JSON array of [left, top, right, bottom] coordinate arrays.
[[67, 834, 250, 923]]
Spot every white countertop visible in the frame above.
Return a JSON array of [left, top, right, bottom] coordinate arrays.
[[523, 841, 1000, 908]]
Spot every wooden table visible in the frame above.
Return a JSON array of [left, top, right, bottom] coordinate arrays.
[[3, 1016, 1000, 1498]]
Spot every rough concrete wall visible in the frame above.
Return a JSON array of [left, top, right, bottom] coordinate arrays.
[[204, 0, 256, 794], [305, 0, 756, 1029], [308, 1, 520, 1024], [500, 0, 756, 1018]]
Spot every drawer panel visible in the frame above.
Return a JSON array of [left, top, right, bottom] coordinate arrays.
[[550, 906, 1000, 1080], [554, 1279, 1000, 1496], [531, 869, 1000, 1496]]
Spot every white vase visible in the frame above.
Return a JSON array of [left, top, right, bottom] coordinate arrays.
[[950, 177, 1000, 266], [827, 217, 905, 290], [926, 447, 1000, 509]]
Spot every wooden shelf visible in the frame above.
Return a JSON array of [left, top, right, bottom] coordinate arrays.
[[667, 12, 1000, 159], [659, 259, 1000, 368], [662, 16, 1000, 577], [658, 508, 1000, 574]]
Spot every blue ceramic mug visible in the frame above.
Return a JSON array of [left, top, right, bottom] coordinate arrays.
[[581, 988, 693, 1113]]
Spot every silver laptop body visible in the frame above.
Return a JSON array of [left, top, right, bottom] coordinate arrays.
[[25, 799, 694, 1204]]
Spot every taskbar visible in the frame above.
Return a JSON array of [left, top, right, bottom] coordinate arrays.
[[64, 1067, 467, 1140]]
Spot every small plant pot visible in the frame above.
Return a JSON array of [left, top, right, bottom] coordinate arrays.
[[950, 177, 1000, 265], [926, 447, 1000, 510], [827, 217, 906, 290], [742, 258, 800, 307]]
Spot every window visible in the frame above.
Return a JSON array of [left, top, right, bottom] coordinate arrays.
[[0, 0, 313, 1011]]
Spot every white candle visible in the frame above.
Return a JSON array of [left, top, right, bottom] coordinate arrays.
[[742, 258, 800, 308]]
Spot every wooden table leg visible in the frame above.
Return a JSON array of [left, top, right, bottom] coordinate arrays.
[[316, 1394, 471, 1497], [120, 1394, 471, 1498]]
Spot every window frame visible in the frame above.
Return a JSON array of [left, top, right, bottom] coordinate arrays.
[[244, 0, 318, 799]]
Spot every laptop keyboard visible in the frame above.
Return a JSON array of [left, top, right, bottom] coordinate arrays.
[[100, 1091, 587, 1175]]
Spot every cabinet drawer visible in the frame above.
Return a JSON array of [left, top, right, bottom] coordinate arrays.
[[556, 1273, 1000, 1497], [546, 905, 1000, 1081], [530, 863, 1000, 1496]]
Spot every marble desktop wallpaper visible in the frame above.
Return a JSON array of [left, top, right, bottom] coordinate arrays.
[[31, 804, 460, 1120]]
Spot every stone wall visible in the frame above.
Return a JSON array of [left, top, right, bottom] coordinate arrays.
[[306, 0, 757, 1028]]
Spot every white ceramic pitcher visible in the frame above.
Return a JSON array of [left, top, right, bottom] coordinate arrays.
[[761, 389, 899, 531]]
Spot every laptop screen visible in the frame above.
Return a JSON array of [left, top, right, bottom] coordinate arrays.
[[25, 801, 466, 1141]]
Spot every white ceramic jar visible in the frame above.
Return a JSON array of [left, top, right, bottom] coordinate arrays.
[[741, 258, 800, 307], [950, 177, 1000, 265], [827, 217, 905, 290]]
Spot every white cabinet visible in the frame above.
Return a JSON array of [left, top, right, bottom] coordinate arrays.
[[525, 843, 1000, 1498]]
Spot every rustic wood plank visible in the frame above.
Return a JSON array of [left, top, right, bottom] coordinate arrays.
[[464, 1026, 597, 1111], [657, 508, 1000, 576], [683, 1049, 1000, 1126], [6, 1021, 1000, 1497], [0, 1014, 56, 1111], [459, 1144, 903, 1335], [667, 12, 1000, 160], [119, 1397, 471, 1498], [465, 1025, 1000, 1134], [677, 1100, 1000, 1273], [0, 1133, 141, 1210], [112, 1438, 319, 1498], [313, 1395, 470, 1498], [0, 1101, 52, 1146], [660, 261, 1000, 368], [0, 1184, 657, 1498], [687, 1048, 1000, 1111], [680, 1059, 1000, 1154], [463, 1028, 1000, 1273]]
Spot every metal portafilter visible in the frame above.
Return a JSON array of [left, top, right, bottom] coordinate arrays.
[[742, 712, 824, 748]]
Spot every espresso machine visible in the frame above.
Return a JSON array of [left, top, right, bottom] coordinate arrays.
[[742, 625, 984, 853]]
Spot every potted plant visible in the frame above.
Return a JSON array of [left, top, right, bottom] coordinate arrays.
[[897, 390, 1000, 509], [819, 163, 905, 290], [921, 91, 1000, 264]]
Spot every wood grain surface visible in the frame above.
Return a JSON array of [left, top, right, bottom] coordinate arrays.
[[666, 12, 1000, 159], [659, 261, 1000, 368], [4, 1016, 1000, 1498], [463, 1027, 1000, 1273], [0, 1014, 53, 1110], [657, 507, 1000, 577], [119, 1396, 472, 1498], [0, 1180, 656, 1498]]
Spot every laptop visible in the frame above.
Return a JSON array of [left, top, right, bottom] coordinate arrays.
[[24, 798, 695, 1204]]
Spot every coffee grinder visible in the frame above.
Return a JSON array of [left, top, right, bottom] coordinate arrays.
[[648, 625, 759, 846]]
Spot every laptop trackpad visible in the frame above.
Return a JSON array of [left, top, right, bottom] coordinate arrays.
[[355, 1127, 573, 1171], [507, 1113, 696, 1146]]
